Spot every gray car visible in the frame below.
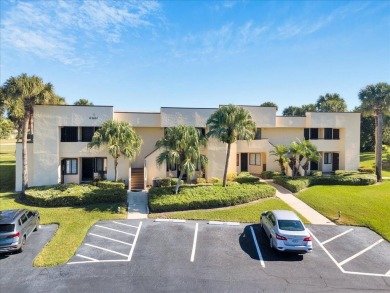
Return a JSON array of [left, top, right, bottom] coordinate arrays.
[[0, 209, 40, 253], [260, 210, 313, 253]]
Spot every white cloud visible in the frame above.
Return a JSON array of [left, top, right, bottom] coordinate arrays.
[[1, 0, 161, 65], [170, 21, 267, 61]]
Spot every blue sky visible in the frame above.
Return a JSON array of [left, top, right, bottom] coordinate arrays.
[[1, 0, 389, 114]]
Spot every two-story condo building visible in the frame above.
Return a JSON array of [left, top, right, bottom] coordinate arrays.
[[15, 105, 360, 191]]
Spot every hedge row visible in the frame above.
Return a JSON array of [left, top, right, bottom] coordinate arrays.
[[25, 183, 127, 207], [155, 178, 185, 187], [148, 183, 276, 213], [235, 172, 260, 184], [273, 173, 377, 193], [260, 171, 281, 179]]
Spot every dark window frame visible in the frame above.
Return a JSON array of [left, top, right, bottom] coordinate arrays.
[[324, 153, 332, 164], [64, 158, 78, 175], [333, 128, 340, 140], [324, 128, 333, 140], [255, 128, 262, 140], [61, 127, 78, 142], [249, 153, 261, 166]]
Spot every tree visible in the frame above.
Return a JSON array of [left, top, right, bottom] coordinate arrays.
[[269, 145, 289, 175], [260, 101, 278, 111], [287, 141, 301, 179], [74, 98, 93, 106], [282, 106, 305, 116], [207, 104, 256, 187], [88, 120, 142, 182], [359, 83, 390, 182], [2, 74, 57, 194], [316, 93, 347, 112], [297, 140, 321, 175], [155, 126, 208, 194], [0, 117, 14, 139]]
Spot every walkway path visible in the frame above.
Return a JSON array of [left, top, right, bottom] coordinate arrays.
[[264, 180, 335, 225], [127, 191, 148, 219]]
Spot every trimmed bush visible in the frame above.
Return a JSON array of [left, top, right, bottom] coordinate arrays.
[[310, 171, 322, 177], [170, 178, 184, 186], [235, 172, 259, 184], [196, 178, 207, 184], [273, 176, 310, 193], [149, 183, 276, 212], [207, 177, 221, 184], [25, 184, 127, 207], [260, 171, 281, 179], [227, 172, 237, 181], [310, 174, 376, 186], [335, 170, 359, 175], [97, 180, 125, 190], [156, 178, 171, 187], [358, 167, 375, 174]]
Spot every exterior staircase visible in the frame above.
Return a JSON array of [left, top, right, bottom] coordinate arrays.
[[131, 168, 145, 190]]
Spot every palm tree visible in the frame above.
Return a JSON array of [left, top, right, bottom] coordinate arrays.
[[359, 83, 390, 182], [207, 105, 256, 187], [288, 141, 301, 179], [316, 93, 347, 112], [74, 98, 93, 106], [270, 145, 289, 175], [297, 140, 321, 175], [155, 126, 207, 194], [88, 120, 142, 182], [2, 74, 57, 194]]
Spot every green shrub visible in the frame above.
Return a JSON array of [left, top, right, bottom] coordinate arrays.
[[335, 170, 359, 175], [25, 184, 127, 207], [357, 167, 375, 174], [273, 176, 310, 193], [310, 171, 322, 177], [170, 178, 184, 186], [156, 178, 171, 187], [196, 178, 207, 184], [148, 183, 276, 212], [310, 174, 376, 186], [260, 171, 281, 179], [235, 172, 259, 184], [227, 172, 237, 181], [207, 177, 221, 184], [97, 180, 125, 190]]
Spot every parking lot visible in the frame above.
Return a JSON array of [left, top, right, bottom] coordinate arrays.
[[65, 219, 390, 291]]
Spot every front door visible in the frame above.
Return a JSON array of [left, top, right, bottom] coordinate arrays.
[[332, 153, 339, 171], [82, 158, 94, 181], [241, 153, 248, 172], [61, 160, 65, 183]]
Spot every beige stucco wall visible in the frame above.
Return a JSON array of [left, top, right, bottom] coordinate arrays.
[[161, 107, 216, 127], [263, 128, 304, 146], [114, 112, 161, 127], [241, 106, 276, 127], [132, 127, 164, 168]]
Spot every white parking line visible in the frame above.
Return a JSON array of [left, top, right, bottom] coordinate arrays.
[[190, 223, 199, 262], [249, 226, 265, 268], [113, 221, 139, 228], [339, 239, 384, 266], [85, 243, 128, 257], [89, 233, 133, 246], [386, 270, 390, 276], [322, 228, 354, 245], [127, 221, 142, 261], [68, 259, 130, 265], [76, 254, 98, 262], [307, 229, 345, 272], [95, 225, 136, 236]]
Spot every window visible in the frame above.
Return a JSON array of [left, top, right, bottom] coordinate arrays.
[[310, 161, 318, 170], [310, 128, 318, 139], [324, 153, 332, 164], [61, 127, 78, 142], [94, 158, 107, 172], [64, 159, 78, 174], [236, 154, 239, 166], [324, 128, 332, 140], [249, 153, 261, 165], [255, 128, 261, 140], [304, 128, 310, 140], [333, 129, 340, 140], [166, 162, 176, 171], [82, 127, 99, 142], [196, 127, 206, 137]]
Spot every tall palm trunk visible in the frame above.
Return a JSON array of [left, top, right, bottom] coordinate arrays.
[[375, 110, 383, 182], [21, 109, 30, 195], [223, 143, 231, 187], [174, 170, 185, 194], [114, 157, 118, 182]]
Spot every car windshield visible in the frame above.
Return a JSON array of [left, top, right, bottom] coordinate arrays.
[[278, 220, 305, 231], [0, 224, 15, 233]]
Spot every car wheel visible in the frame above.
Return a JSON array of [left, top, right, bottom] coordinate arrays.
[[18, 236, 26, 253], [269, 237, 274, 250]]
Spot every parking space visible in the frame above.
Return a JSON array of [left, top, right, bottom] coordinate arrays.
[[68, 220, 142, 264], [308, 225, 390, 277]]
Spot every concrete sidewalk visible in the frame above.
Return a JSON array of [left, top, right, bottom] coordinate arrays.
[[265, 181, 335, 225], [127, 191, 148, 219]]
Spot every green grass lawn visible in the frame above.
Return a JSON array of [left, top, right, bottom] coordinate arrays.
[[0, 150, 126, 267], [149, 197, 310, 224], [297, 182, 390, 241], [360, 152, 390, 177]]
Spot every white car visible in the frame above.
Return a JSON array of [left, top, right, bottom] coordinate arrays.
[[260, 210, 313, 253]]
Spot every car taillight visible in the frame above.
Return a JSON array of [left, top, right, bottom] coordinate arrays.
[[6, 232, 20, 238], [275, 233, 287, 240], [304, 236, 312, 241]]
